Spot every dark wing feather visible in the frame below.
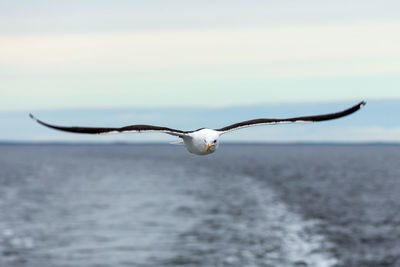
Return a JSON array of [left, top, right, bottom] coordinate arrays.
[[216, 101, 366, 133], [29, 114, 189, 137]]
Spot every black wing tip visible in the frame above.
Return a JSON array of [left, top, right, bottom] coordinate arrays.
[[350, 101, 366, 112], [29, 113, 37, 121], [29, 113, 45, 125]]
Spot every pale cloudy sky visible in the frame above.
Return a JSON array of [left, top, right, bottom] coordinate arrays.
[[1, 0, 400, 112]]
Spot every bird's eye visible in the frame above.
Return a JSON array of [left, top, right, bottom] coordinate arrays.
[[213, 140, 217, 143]]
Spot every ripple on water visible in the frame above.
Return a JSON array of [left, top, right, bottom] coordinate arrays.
[[0, 145, 364, 267], [164, 173, 338, 267]]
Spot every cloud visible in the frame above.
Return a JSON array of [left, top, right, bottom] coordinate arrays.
[[1, 22, 399, 74], [1, 22, 399, 112]]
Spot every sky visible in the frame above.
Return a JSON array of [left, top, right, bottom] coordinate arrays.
[[1, 1, 399, 142]]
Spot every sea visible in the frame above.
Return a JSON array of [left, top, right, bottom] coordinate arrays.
[[0, 144, 399, 267]]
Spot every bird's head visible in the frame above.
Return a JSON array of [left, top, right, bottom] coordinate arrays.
[[190, 128, 220, 155], [204, 135, 219, 153]]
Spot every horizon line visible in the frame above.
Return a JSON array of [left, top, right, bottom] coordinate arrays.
[[1, 140, 399, 146]]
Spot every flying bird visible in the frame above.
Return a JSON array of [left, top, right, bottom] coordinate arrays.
[[30, 101, 365, 155]]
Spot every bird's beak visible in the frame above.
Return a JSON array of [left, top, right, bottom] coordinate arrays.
[[206, 144, 211, 152]]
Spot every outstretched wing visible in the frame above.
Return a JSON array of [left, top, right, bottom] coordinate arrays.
[[216, 101, 366, 134], [29, 114, 190, 137]]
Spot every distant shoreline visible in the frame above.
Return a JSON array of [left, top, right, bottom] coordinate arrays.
[[1, 141, 399, 146]]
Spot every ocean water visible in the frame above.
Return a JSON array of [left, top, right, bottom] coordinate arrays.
[[0, 144, 399, 267]]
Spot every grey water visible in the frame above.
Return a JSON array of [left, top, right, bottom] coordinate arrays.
[[0, 144, 399, 267]]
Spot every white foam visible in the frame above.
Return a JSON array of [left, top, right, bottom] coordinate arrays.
[[245, 176, 338, 266]]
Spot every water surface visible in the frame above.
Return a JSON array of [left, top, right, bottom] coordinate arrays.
[[0, 144, 399, 266]]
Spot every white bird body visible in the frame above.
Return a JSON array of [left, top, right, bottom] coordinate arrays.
[[183, 128, 220, 155], [29, 101, 365, 156]]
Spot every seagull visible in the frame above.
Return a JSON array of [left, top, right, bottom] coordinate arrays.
[[30, 101, 365, 155]]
